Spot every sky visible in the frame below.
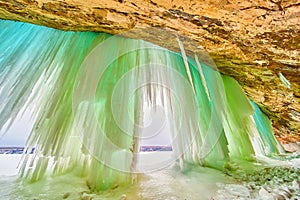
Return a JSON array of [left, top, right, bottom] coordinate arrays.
[[139, 105, 172, 146], [0, 105, 172, 147], [0, 113, 33, 147]]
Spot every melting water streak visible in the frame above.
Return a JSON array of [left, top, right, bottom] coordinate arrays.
[[0, 20, 284, 191]]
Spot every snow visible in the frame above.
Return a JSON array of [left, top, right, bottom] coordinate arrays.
[[0, 153, 231, 199], [0, 154, 22, 176], [0, 153, 299, 199]]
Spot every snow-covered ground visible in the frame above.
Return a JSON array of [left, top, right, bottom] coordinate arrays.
[[0, 152, 299, 200], [0, 154, 22, 176]]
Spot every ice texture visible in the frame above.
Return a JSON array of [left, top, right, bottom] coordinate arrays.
[[0, 19, 287, 191]]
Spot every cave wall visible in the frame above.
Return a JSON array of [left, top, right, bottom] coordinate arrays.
[[0, 0, 299, 142]]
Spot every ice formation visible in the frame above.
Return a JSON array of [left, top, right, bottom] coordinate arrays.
[[278, 72, 291, 89], [0, 19, 284, 191]]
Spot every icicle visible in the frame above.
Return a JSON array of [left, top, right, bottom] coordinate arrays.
[[278, 72, 291, 89], [0, 19, 286, 191], [250, 101, 285, 155], [194, 54, 211, 101], [176, 37, 196, 93]]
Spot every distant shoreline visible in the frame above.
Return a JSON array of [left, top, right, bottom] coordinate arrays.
[[0, 147, 35, 154], [0, 146, 172, 154]]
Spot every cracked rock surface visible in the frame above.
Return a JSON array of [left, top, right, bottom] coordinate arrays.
[[0, 0, 299, 143]]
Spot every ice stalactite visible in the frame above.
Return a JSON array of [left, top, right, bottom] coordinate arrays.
[[0, 20, 285, 191]]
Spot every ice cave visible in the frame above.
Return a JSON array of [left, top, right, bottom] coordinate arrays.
[[0, 9, 299, 200]]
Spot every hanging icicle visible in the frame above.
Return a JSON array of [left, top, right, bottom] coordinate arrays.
[[0, 19, 285, 191]]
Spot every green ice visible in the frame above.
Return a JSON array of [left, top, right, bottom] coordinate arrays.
[[0, 19, 285, 191]]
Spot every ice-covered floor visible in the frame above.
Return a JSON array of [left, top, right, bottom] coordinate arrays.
[[0, 152, 299, 200], [0, 153, 230, 199]]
